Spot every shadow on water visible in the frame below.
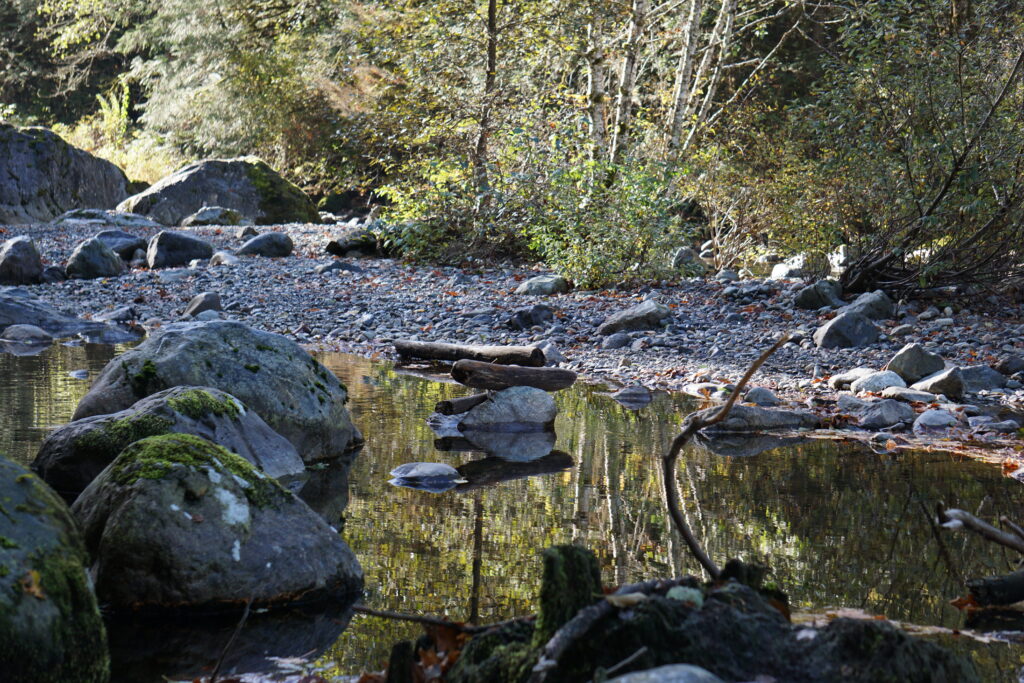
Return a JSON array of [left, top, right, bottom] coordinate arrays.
[[3, 345, 1024, 680]]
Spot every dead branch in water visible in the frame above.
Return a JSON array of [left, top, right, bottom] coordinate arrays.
[[352, 604, 530, 635], [662, 333, 792, 581], [937, 504, 1024, 555]]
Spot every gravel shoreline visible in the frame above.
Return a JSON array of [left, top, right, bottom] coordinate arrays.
[[7, 221, 1024, 420]]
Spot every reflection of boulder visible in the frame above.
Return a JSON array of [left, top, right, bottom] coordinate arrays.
[[965, 608, 1024, 633], [297, 452, 353, 526], [107, 601, 354, 682], [693, 432, 810, 458], [455, 451, 574, 491], [462, 429, 556, 462]]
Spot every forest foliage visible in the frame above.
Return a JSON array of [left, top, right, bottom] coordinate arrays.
[[2, 0, 1023, 292]]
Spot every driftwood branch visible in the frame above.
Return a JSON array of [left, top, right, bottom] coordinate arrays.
[[662, 333, 792, 581], [937, 505, 1024, 555], [352, 605, 530, 635], [435, 393, 490, 415], [451, 359, 577, 391], [395, 340, 545, 367]]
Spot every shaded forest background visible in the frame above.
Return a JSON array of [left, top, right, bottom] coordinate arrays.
[[2, 0, 1024, 292]]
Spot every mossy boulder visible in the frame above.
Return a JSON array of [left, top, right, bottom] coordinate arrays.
[[34, 386, 304, 501], [71, 434, 362, 610], [117, 157, 318, 226], [0, 124, 129, 224], [0, 455, 109, 682], [71, 321, 362, 461]]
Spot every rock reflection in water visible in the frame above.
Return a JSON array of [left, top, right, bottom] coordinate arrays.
[[455, 451, 574, 491], [298, 453, 355, 527], [460, 428, 557, 461], [106, 601, 356, 683], [693, 432, 811, 458]]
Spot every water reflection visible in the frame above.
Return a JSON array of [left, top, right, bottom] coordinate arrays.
[[2, 345, 1024, 680]]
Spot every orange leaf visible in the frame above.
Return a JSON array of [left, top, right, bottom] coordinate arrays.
[[950, 594, 979, 610], [20, 570, 45, 599], [1003, 459, 1021, 475]]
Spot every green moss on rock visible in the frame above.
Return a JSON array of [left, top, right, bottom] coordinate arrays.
[[109, 434, 289, 509], [243, 157, 319, 225], [166, 389, 241, 420], [72, 414, 175, 461], [127, 359, 163, 397]]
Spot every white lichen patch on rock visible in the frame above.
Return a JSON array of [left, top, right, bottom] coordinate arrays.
[[214, 487, 251, 527]]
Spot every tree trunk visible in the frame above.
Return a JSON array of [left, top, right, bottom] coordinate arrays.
[[451, 359, 577, 391], [667, 0, 705, 150], [609, 0, 649, 165], [434, 393, 491, 416], [586, 21, 609, 158], [394, 340, 546, 366], [472, 0, 499, 199], [679, 0, 736, 153]]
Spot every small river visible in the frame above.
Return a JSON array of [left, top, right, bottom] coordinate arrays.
[[2, 343, 1023, 680]]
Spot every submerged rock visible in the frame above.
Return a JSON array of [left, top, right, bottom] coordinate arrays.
[[389, 462, 467, 493], [71, 320, 361, 461], [71, 434, 362, 610], [0, 456, 109, 682], [34, 386, 304, 500]]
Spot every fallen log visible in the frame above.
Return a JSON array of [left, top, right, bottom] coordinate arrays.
[[434, 393, 490, 416], [967, 570, 1024, 607], [451, 359, 577, 392], [395, 340, 545, 367]]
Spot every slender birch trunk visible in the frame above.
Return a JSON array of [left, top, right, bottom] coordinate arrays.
[[472, 0, 498, 201], [586, 21, 609, 159], [668, 0, 705, 150], [609, 0, 649, 165]]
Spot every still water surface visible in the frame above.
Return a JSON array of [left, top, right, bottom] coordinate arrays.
[[2, 344, 1023, 680]]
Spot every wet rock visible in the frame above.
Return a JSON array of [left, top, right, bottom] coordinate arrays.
[[597, 299, 670, 336], [913, 409, 959, 432], [95, 229, 148, 260], [0, 323, 53, 344], [793, 280, 843, 310], [996, 354, 1024, 376], [459, 386, 557, 431], [147, 230, 215, 269], [959, 365, 1007, 392], [610, 384, 653, 409], [181, 206, 243, 227], [389, 462, 467, 493], [611, 664, 724, 683], [881, 386, 937, 403], [828, 367, 875, 390], [0, 287, 106, 337], [840, 289, 894, 320], [507, 304, 554, 331], [118, 157, 318, 226], [0, 124, 128, 223], [911, 367, 964, 400], [745, 387, 781, 406], [66, 237, 126, 279], [71, 434, 362, 609], [855, 399, 915, 429], [850, 370, 905, 394], [72, 320, 362, 461], [516, 274, 568, 296], [884, 343, 945, 384], [34, 386, 304, 500], [183, 292, 222, 318], [0, 456, 109, 682], [813, 312, 879, 349], [0, 235, 43, 285], [692, 405, 821, 432], [237, 232, 293, 258]]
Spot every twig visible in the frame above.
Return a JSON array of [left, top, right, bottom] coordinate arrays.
[[352, 605, 530, 634], [662, 333, 792, 580], [1000, 516, 1024, 545], [938, 505, 1024, 555], [210, 597, 253, 683], [604, 646, 649, 677]]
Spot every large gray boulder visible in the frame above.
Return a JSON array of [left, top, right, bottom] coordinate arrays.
[[236, 231, 293, 258], [95, 229, 148, 260], [66, 237, 126, 280], [839, 289, 894, 320], [0, 287, 107, 337], [118, 157, 319, 226], [0, 236, 43, 285], [813, 312, 879, 348], [146, 230, 215, 269], [71, 434, 362, 609], [459, 386, 557, 432], [692, 405, 821, 432], [911, 367, 964, 400], [71, 321, 361, 461], [855, 399, 916, 430], [596, 299, 670, 335], [884, 343, 945, 384], [0, 456, 109, 682], [0, 124, 128, 224], [794, 280, 843, 309], [959, 365, 1007, 393], [34, 386, 304, 500]]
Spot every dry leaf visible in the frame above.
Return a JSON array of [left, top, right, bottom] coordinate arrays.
[[20, 570, 45, 599]]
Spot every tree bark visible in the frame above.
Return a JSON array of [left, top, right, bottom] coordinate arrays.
[[609, 0, 649, 165], [586, 21, 609, 158], [451, 359, 577, 391], [472, 0, 499, 199], [434, 393, 491, 415], [667, 0, 705, 150], [394, 340, 546, 366]]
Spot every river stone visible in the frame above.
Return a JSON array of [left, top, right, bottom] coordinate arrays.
[[40, 265, 67, 283], [601, 331, 631, 350], [459, 386, 557, 432], [794, 280, 843, 310], [71, 434, 362, 609], [839, 289, 894, 320], [828, 367, 875, 390], [237, 225, 259, 239], [516, 274, 569, 296], [996, 354, 1024, 376], [856, 399, 916, 429], [911, 367, 964, 400], [745, 387, 781, 406], [210, 251, 240, 267], [881, 386, 938, 403], [72, 320, 361, 461], [66, 237, 126, 280], [118, 157, 318, 226], [0, 323, 53, 344], [389, 462, 467, 492], [813, 312, 879, 349], [611, 664, 725, 683], [958, 365, 1007, 392], [181, 205, 243, 227], [0, 236, 43, 285], [95, 229, 148, 260], [507, 304, 554, 331], [850, 370, 905, 394], [597, 299, 670, 335], [54, 208, 160, 230], [884, 343, 945, 384], [0, 124, 128, 224], [183, 292, 222, 318], [692, 405, 821, 432], [0, 287, 106, 337], [237, 232, 293, 258], [146, 230, 215, 269], [914, 409, 959, 432], [34, 386, 304, 500], [0, 456, 109, 682]]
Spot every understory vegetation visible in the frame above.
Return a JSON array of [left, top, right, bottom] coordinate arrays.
[[2, 0, 1023, 291]]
